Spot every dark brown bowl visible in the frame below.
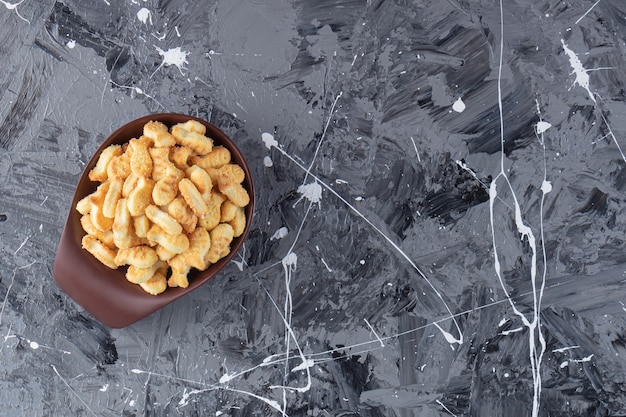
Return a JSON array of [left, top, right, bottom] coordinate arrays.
[[53, 114, 255, 328]]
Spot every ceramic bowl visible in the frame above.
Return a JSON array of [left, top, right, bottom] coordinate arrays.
[[53, 113, 254, 328]]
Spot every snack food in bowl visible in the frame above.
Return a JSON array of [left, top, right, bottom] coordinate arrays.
[[53, 114, 254, 328]]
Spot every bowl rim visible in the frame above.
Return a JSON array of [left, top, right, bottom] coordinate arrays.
[[53, 113, 255, 328]]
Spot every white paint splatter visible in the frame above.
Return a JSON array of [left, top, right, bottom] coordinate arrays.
[[561, 39, 596, 103], [99, 384, 109, 392], [282, 252, 297, 268], [262, 354, 280, 364], [270, 227, 289, 241], [295, 182, 322, 206], [66, 40, 76, 49], [541, 180, 552, 194], [137, 7, 152, 25], [219, 373, 235, 384], [29, 341, 39, 350], [152, 46, 190, 77], [1, 0, 23, 9], [262, 132, 278, 150], [291, 359, 315, 372], [536, 121, 551, 134], [452, 97, 466, 113], [263, 156, 274, 167]]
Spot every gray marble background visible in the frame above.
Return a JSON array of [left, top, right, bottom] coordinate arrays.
[[2, 0, 626, 416]]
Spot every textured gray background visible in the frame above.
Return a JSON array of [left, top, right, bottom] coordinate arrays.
[[2, 0, 626, 416]]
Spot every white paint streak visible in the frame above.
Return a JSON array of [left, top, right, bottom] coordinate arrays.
[[432, 322, 460, 347], [500, 327, 524, 336], [0, 0, 29, 23], [598, 110, 626, 164], [0, 263, 35, 345], [492, 3, 547, 416], [410, 136, 421, 162], [14, 234, 31, 255], [575, 0, 601, 24], [231, 244, 247, 272], [110, 81, 164, 109], [436, 399, 458, 417], [571, 354, 594, 363], [364, 318, 385, 347], [51, 365, 99, 416], [270, 227, 289, 241], [320, 257, 332, 272], [303, 91, 343, 183], [270, 136, 464, 345], [552, 345, 580, 353]]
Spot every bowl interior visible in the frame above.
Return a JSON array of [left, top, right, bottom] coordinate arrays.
[[53, 114, 255, 328]]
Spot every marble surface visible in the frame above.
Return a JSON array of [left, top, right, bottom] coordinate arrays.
[[2, 0, 626, 416]]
